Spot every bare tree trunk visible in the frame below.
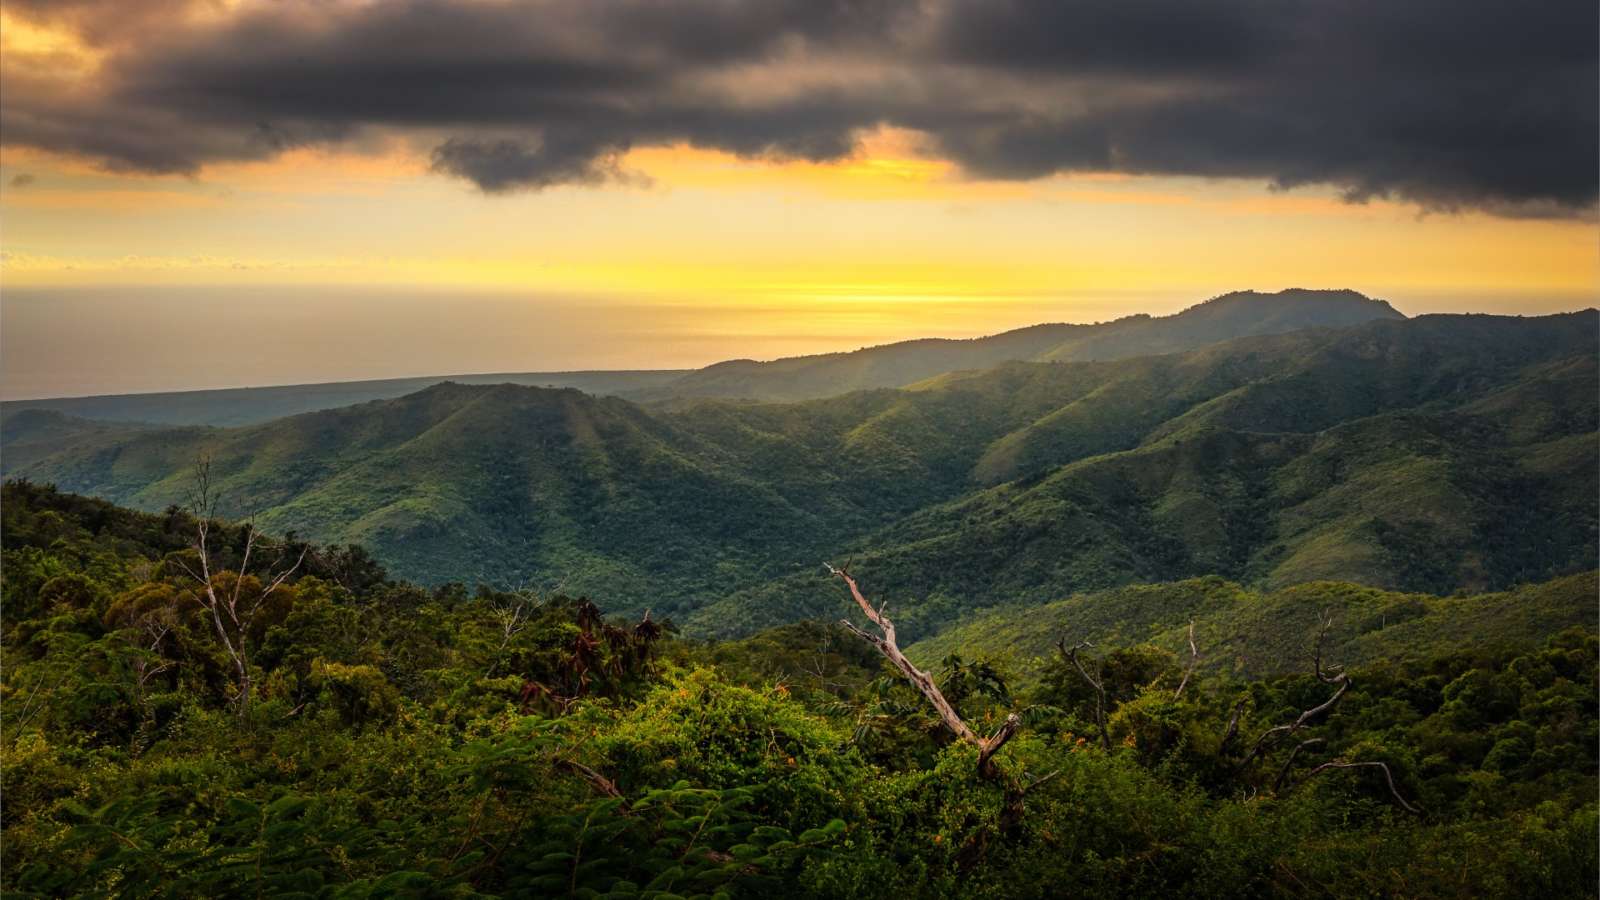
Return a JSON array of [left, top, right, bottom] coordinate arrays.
[[1219, 699, 1245, 751], [1272, 738, 1325, 791], [1058, 638, 1110, 750], [1297, 760, 1422, 814], [177, 457, 306, 719], [557, 758, 624, 800], [1173, 620, 1199, 700], [829, 564, 1019, 778], [1237, 613, 1349, 772]]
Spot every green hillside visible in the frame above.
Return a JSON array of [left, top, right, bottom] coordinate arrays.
[[0, 409, 156, 470], [5, 483, 1594, 898], [0, 370, 689, 427], [687, 312, 1598, 636], [5, 310, 1595, 637], [905, 573, 1600, 690]]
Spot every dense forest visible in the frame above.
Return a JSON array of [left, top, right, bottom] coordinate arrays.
[[4, 481, 1595, 898]]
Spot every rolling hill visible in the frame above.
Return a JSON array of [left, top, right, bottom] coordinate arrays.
[[4, 308, 1594, 640], [0, 370, 689, 427], [685, 311, 1599, 636], [903, 572, 1600, 688], [2, 288, 1401, 425]]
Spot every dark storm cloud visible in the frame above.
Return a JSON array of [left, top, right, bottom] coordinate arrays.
[[429, 136, 637, 192], [928, 0, 1599, 215], [1, 0, 1593, 215]]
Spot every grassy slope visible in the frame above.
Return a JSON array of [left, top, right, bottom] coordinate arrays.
[[904, 571, 1600, 687]]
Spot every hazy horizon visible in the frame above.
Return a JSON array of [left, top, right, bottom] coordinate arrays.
[[4, 284, 1596, 401]]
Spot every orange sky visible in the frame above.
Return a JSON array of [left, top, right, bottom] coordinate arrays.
[[4, 137, 1593, 299]]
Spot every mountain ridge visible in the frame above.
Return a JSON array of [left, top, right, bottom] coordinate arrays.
[[3, 288, 1404, 425], [5, 309, 1593, 642], [628, 288, 1405, 402]]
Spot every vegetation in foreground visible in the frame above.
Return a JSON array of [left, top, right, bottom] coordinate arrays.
[[3, 481, 1596, 898]]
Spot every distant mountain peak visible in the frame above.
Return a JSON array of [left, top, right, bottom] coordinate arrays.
[[1190, 287, 1401, 313], [646, 286, 1411, 402]]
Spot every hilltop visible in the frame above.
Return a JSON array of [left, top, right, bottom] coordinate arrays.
[[628, 288, 1403, 402]]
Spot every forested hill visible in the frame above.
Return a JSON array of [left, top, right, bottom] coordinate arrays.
[[2, 482, 1595, 897], [2, 288, 1399, 425], [635, 288, 1403, 403], [5, 310, 1593, 640], [0, 370, 689, 428], [904, 573, 1600, 690]]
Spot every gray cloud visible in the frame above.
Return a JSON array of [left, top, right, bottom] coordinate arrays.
[[430, 136, 639, 192], [9, 173, 37, 188], [0, 0, 1593, 216]]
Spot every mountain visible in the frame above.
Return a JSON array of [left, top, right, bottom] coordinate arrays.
[[0, 370, 689, 427], [629, 288, 1404, 402], [0, 382, 841, 599], [683, 311, 1597, 636], [0, 408, 156, 470], [2, 288, 1401, 426], [4, 309, 1593, 639]]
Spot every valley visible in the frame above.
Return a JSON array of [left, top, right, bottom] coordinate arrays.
[[5, 298, 1594, 643]]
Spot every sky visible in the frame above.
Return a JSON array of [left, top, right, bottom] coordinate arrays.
[[1, 0, 1596, 400]]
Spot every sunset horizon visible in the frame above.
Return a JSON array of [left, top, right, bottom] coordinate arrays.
[[3, 284, 1596, 401], [3, 0, 1595, 398]]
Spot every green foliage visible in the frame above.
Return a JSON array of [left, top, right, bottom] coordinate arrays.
[[909, 573, 1600, 688], [503, 783, 845, 898], [2, 486, 1595, 898]]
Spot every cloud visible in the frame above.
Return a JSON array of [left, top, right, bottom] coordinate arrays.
[[9, 173, 37, 188], [1, 0, 1593, 217], [429, 136, 646, 193]]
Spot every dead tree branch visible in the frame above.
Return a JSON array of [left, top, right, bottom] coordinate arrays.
[[1272, 738, 1326, 792], [998, 767, 1062, 834], [1057, 638, 1110, 750], [1238, 612, 1349, 772], [1219, 699, 1245, 751], [179, 456, 307, 718], [829, 563, 1018, 777], [1173, 620, 1199, 700], [1, 669, 69, 747], [556, 758, 625, 801], [485, 591, 538, 677], [1298, 760, 1423, 814]]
